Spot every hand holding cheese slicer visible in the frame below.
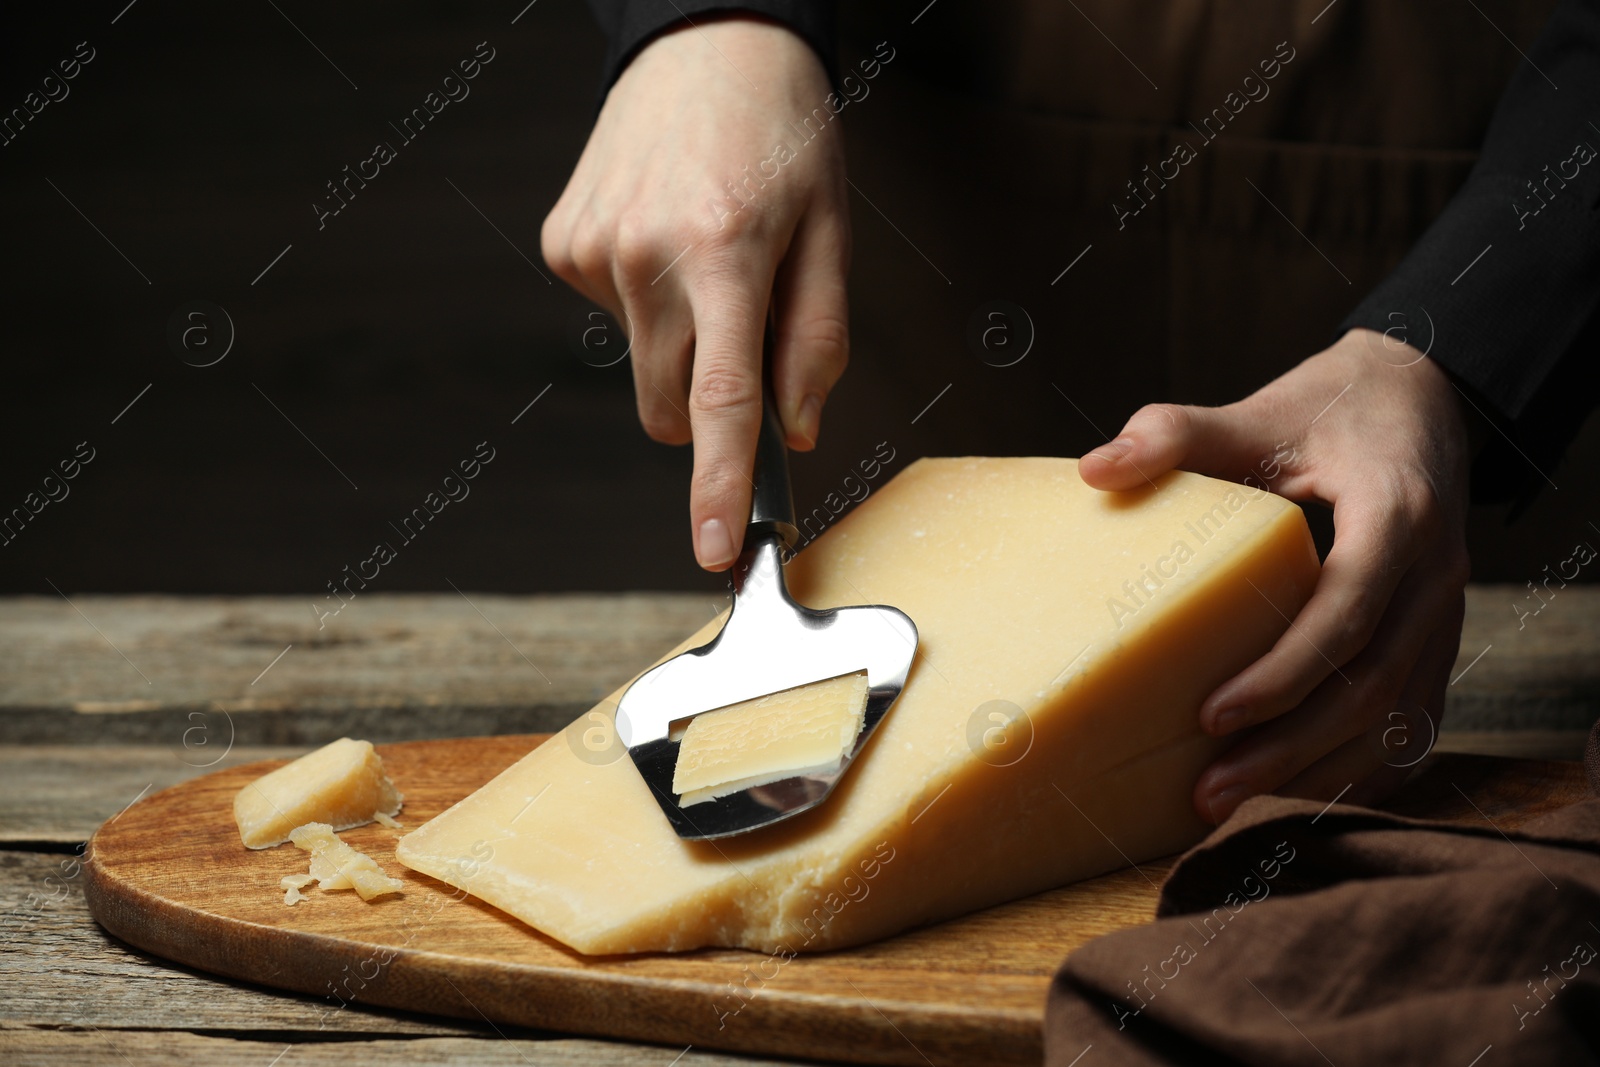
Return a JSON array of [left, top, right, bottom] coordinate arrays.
[[613, 321, 919, 841]]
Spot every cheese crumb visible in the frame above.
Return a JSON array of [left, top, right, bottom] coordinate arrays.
[[234, 738, 403, 850], [280, 873, 316, 906], [373, 811, 403, 830], [287, 823, 405, 902]]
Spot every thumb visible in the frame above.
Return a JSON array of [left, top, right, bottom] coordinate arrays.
[[771, 205, 850, 450], [1078, 402, 1264, 492]]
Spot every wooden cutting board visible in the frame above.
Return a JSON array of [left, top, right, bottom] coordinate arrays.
[[82, 736, 1588, 1067]]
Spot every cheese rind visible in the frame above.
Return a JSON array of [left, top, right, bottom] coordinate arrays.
[[396, 458, 1320, 955], [672, 671, 869, 805], [233, 737, 403, 849]]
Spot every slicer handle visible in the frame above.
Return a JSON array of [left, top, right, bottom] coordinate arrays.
[[748, 318, 799, 552]]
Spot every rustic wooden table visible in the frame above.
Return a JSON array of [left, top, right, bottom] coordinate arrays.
[[2, 587, 1595, 1065]]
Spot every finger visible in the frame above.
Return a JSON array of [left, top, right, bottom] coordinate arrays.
[[552, 202, 690, 442], [1336, 592, 1460, 807], [1266, 605, 1459, 813], [1193, 675, 1368, 824], [1192, 568, 1460, 822], [627, 312, 696, 445], [539, 192, 585, 294], [542, 189, 625, 315], [685, 276, 773, 570], [1200, 487, 1440, 734], [611, 224, 698, 445], [771, 206, 850, 450], [1282, 735, 1383, 808], [1078, 402, 1266, 492]]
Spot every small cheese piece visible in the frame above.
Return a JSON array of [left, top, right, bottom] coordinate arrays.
[[280, 873, 316, 906], [288, 823, 405, 901], [397, 458, 1320, 955], [672, 671, 869, 806], [233, 737, 403, 849]]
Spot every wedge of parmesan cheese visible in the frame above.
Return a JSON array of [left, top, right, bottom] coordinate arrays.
[[233, 737, 403, 849], [288, 823, 404, 901], [672, 671, 870, 806], [396, 457, 1320, 955]]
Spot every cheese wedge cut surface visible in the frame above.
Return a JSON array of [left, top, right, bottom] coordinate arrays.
[[233, 737, 403, 849], [396, 457, 1319, 955], [672, 671, 869, 805]]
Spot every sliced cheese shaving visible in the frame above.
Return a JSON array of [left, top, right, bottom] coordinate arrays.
[[672, 672, 870, 805]]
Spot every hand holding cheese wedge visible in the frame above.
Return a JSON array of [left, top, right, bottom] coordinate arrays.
[[1081, 328, 1473, 823], [396, 456, 1321, 955]]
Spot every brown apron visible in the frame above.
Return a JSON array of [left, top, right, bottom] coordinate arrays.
[[825, 0, 1556, 465]]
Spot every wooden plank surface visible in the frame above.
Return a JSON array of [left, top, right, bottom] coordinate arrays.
[[3, 587, 1597, 743], [0, 851, 472, 1037], [79, 736, 1590, 1067], [1431, 729, 1591, 760], [0, 1031, 800, 1067], [0, 745, 304, 845], [1447, 584, 1600, 729], [0, 593, 718, 743], [6, 590, 1596, 1067], [84, 735, 1154, 1067], [0, 848, 803, 1065], [2, 732, 1588, 847]]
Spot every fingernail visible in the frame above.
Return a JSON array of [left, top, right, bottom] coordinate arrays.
[[798, 394, 823, 446], [697, 518, 736, 569], [1205, 783, 1254, 824], [1210, 707, 1246, 734], [1087, 437, 1133, 464]]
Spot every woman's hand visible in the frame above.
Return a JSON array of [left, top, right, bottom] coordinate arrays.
[[1079, 328, 1474, 823], [542, 17, 849, 570]]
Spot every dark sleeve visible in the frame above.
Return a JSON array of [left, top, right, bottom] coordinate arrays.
[[584, 1, 836, 97], [1338, 0, 1600, 504]]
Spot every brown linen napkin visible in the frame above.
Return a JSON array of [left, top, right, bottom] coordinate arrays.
[[1045, 723, 1600, 1066]]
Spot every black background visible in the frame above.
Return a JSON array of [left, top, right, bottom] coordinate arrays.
[[2, 0, 1595, 601]]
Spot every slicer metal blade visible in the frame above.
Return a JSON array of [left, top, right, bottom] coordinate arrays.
[[613, 327, 918, 841]]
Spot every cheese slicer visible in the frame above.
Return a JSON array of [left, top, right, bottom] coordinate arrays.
[[613, 325, 919, 841]]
